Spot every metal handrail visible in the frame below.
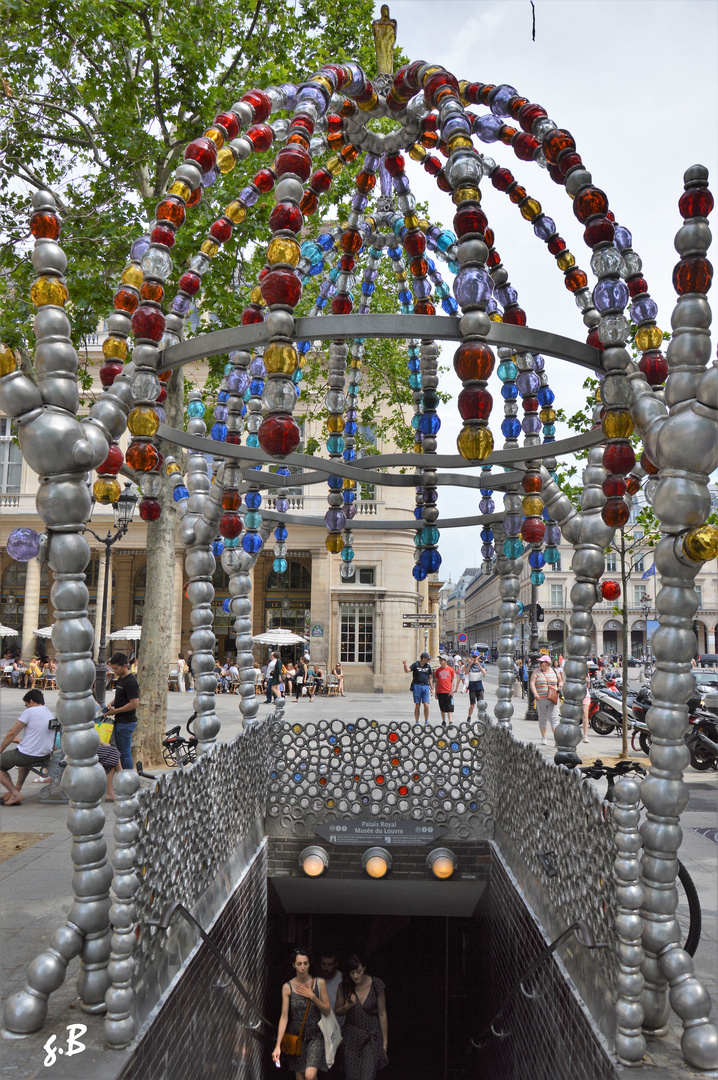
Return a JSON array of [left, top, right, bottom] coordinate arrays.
[[470, 920, 608, 1048], [149, 900, 274, 1032]]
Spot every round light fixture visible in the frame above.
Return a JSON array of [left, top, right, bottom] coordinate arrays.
[[298, 845, 329, 878], [362, 847, 392, 879], [426, 847, 457, 880]]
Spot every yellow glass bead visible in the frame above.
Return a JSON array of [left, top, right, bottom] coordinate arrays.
[[453, 186, 480, 206], [413, 441, 423, 454], [267, 236, 300, 267], [343, 478, 356, 491], [556, 251, 575, 271], [595, 384, 602, 403], [93, 477, 121, 504], [326, 156, 344, 177], [327, 415, 345, 433], [204, 127, 225, 149], [325, 533, 344, 554], [539, 407, 556, 424], [127, 406, 160, 437], [458, 80, 471, 106], [103, 336, 128, 361], [522, 495, 544, 516], [520, 197, 542, 221], [418, 218, 430, 232], [489, 311, 503, 323], [216, 146, 236, 174], [249, 286, 264, 305], [357, 91, 378, 112], [168, 181, 191, 201], [166, 461, 181, 475], [456, 425, 493, 461], [409, 144, 427, 162], [265, 343, 298, 375], [421, 65, 442, 83], [225, 201, 247, 224], [602, 410, 634, 439], [394, 270, 407, 283], [312, 74, 333, 96], [447, 135, 472, 153], [365, 216, 376, 233], [31, 276, 68, 307], [404, 213, 420, 230], [635, 325, 664, 351], [200, 240, 219, 257], [0, 343, 17, 377], [121, 263, 144, 288], [682, 524, 718, 562]]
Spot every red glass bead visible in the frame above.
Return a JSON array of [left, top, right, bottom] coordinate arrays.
[[414, 299, 435, 315], [602, 440, 635, 475], [291, 114, 315, 138], [627, 276, 648, 298], [241, 305, 264, 325], [512, 133, 539, 161], [410, 256, 428, 277], [518, 102, 547, 133], [601, 498, 630, 527], [398, 786, 409, 797], [225, 432, 242, 445], [96, 443, 124, 476], [458, 385, 492, 421], [672, 256, 713, 295], [252, 168, 275, 193], [625, 475, 641, 496], [548, 164, 565, 186], [543, 129, 576, 165], [156, 384, 167, 405], [178, 271, 201, 296], [339, 254, 355, 272], [384, 153, 405, 177], [300, 190, 319, 216], [131, 305, 165, 341], [601, 580, 621, 601], [327, 114, 342, 132], [30, 211, 61, 239], [246, 124, 273, 153], [140, 282, 163, 303], [423, 155, 442, 177], [602, 476, 626, 498], [436, 170, 451, 193], [454, 204, 487, 237], [492, 168, 514, 192], [487, 250, 501, 269], [638, 351, 668, 385], [503, 305, 527, 326], [150, 224, 175, 248], [484, 227, 495, 247], [186, 185, 203, 208], [126, 441, 159, 472], [258, 414, 301, 457], [261, 269, 301, 308], [453, 341, 495, 381], [522, 397, 539, 413], [219, 511, 243, 538], [258, 265, 269, 281], [573, 187, 609, 224], [184, 137, 217, 173], [564, 267, 588, 293], [269, 202, 303, 233], [99, 362, 123, 387], [403, 229, 426, 257], [209, 217, 232, 243], [214, 112, 239, 140], [139, 497, 161, 522], [275, 146, 312, 181], [546, 236, 566, 255], [340, 229, 363, 255], [156, 198, 185, 226], [309, 169, 333, 194], [331, 295, 353, 315], [640, 451, 658, 475], [355, 171, 376, 195], [113, 287, 139, 314], [241, 89, 272, 123], [560, 152, 583, 176], [586, 328, 604, 352], [521, 517, 546, 543], [354, 82, 375, 105], [423, 70, 459, 108], [679, 188, 714, 219]]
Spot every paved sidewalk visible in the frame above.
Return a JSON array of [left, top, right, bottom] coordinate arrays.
[[0, 673, 715, 1078]]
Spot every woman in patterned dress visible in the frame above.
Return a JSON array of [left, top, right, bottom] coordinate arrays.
[[335, 954, 388, 1080], [273, 949, 330, 1078]]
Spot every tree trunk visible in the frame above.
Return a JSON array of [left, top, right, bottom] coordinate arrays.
[[620, 529, 630, 759], [133, 368, 184, 767]]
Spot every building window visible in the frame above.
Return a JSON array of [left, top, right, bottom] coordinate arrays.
[[0, 418, 22, 494], [550, 584, 563, 608], [606, 552, 617, 572], [340, 604, 373, 663], [695, 584, 702, 607], [358, 567, 375, 585], [551, 554, 562, 571], [634, 554, 644, 573], [633, 584, 648, 606]]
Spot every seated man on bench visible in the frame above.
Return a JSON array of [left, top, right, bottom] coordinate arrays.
[[0, 689, 57, 806]]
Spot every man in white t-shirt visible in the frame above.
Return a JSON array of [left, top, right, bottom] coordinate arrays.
[[0, 690, 57, 806]]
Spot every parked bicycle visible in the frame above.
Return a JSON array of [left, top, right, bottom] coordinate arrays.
[[162, 713, 198, 768]]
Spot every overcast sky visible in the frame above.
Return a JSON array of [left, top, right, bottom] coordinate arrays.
[[370, 0, 718, 583]]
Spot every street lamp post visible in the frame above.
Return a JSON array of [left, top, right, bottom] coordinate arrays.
[[640, 591, 652, 681], [85, 484, 137, 704]]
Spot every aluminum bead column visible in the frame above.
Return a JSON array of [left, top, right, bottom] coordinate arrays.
[[612, 776, 646, 1066], [492, 521, 522, 729]]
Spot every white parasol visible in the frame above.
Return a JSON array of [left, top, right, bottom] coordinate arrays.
[[252, 629, 307, 645], [0, 624, 20, 636], [108, 624, 143, 641]]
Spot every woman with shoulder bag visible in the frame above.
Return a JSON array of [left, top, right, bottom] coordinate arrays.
[[273, 949, 330, 1078], [529, 655, 563, 746]]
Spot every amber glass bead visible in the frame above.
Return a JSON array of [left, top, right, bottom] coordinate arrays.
[[140, 282, 163, 303], [340, 229, 363, 255], [168, 180, 191, 201], [603, 440, 635, 475], [126, 440, 159, 472], [573, 187, 609, 224], [355, 171, 376, 196], [543, 129, 576, 165], [673, 256, 713, 295], [221, 489, 242, 511], [186, 185, 203, 209], [300, 191, 319, 216], [327, 415, 345, 433], [128, 407, 160, 437], [267, 236, 300, 267], [634, 325, 664, 352], [679, 188, 714, 219], [640, 451, 658, 475], [242, 88, 272, 122], [410, 257, 429, 277], [0, 344, 17, 376], [601, 498, 630, 528], [113, 286, 138, 314], [683, 524, 718, 562], [453, 340, 494, 381], [457, 424, 493, 461], [458, 386, 492, 421], [521, 472, 542, 493], [158, 369, 172, 383], [519, 197, 542, 221], [498, 126, 517, 146], [602, 476, 626, 498], [638, 352, 668, 385], [556, 251, 575, 271], [31, 276, 68, 307], [93, 477, 121, 504], [30, 211, 61, 239], [325, 533, 344, 554], [103, 336, 127, 360], [564, 267, 587, 293], [265, 343, 298, 375], [203, 127, 225, 149], [217, 147, 237, 174], [250, 283, 264, 302], [625, 474, 641, 496], [508, 185, 527, 205], [156, 198, 185, 228], [414, 299, 435, 315]]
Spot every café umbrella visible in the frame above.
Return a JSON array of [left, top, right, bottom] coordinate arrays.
[[108, 625, 143, 641]]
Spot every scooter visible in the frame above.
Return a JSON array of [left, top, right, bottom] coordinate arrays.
[[589, 683, 636, 736], [631, 689, 717, 770]]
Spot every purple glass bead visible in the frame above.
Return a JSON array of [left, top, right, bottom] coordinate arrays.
[[344, 502, 357, 519], [481, 542, 494, 558], [358, 304, 370, 314], [547, 524, 561, 545], [593, 277, 630, 313], [358, 222, 371, 239], [614, 225, 633, 251], [171, 294, 191, 314], [364, 153, 382, 171], [630, 297, 658, 324], [379, 160, 393, 198], [319, 280, 336, 297], [479, 498, 495, 514], [296, 85, 328, 112], [364, 269, 378, 283], [239, 185, 259, 206], [429, 270, 442, 284], [473, 114, 503, 143], [533, 215, 557, 241], [413, 277, 432, 299], [7, 527, 41, 561], [392, 174, 410, 194], [485, 297, 499, 314], [201, 165, 220, 187], [324, 508, 346, 531], [154, 405, 166, 424], [453, 266, 493, 309], [496, 284, 519, 308], [442, 115, 471, 139], [503, 513, 522, 535], [275, 498, 289, 514], [345, 408, 358, 421], [130, 234, 151, 261], [227, 370, 249, 393], [533, 354, 545, 371], [352, 192, 369, 211], [516, 371, 540, 395], [279, 83, 297, 109], [490, 84, 518, 116], [522, 414, 542, 434], [214, 404, 228, 421], [250, 357, 267, 377]]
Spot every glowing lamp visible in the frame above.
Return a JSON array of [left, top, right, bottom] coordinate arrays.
[[426, 848, 457, 880], [361, 847, 392, 879], [298, 846, 328, 878]]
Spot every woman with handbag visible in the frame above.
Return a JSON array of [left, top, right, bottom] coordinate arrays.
[[529, 654, 563, 745], [272, 949, 330, 1077], [335, 954, 388, 1080]]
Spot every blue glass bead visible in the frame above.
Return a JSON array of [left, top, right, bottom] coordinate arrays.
[[317, 233, 334, 251], [480, 487, 493, 498], [413, 564, 427, 581], [501, 417, 522, 439], [210, 422, 227, 441], [420, 548, 442, 573], [274, 526, 288, 543], [400, 303, 413, 314], [343, 490, 356, 503], [442, 298, 459, 315], [224, 362, 234, 376], [244, 510, 263, 530], [273, 558, 288, 574], [408, 373, 422, 389], [340, 547, 355, 562], [292, 370, 303, 384], [408, 358, 421, 373], [398, 289, 412, 305], [543, 424, 556, 437], [593, 277, 630, 313], [413, 531, 424, 548], [250, 379, 265, 397], [276, 467, 291, 477], [307, 262, 323, 276], [242, 390, 251, 402], [436, 230, 457, 252], [448, 260, 459, 275], [327, 434, 345, 454], [630, 297, 658, 323], [227, 370, 249, 394], [453, 266, 493, 308], [533, 215, 557, 241], [187, 400, 205, 417], [497, 360, 518, 381], [246, 434, 260, 448], [544, 545, 560, 564], [503, 537, 524, 559], [343, 448, 356, 462], [516, 601, 524, 617], [419, 411, 441, 435], [222, 597, 232, 614], [347, 382, 360, 396], [407, 345, 420, 358], [614, 225, 632, 251], [245, 490, 262, 510], [537, 386, 555, 406], [173, 485, 189, 502], [411, 414, 421, 431], [481, 527, 494, 542], [414, 506, 424, 519], [211, 539, 224, 556], [344, 421, 357, 436], [225, 536, 241, 549], [479, 497, 495, 514], [473, 114, 503, 142], [501, 382, 518, 400], [329, 266, 341, 281], [496, 284, 518, 307], [528, 549, 546, 569], [530, 570, 545, 586], [387, 245, 401, 260], [420, 526, 440, 547], [328, 475, 343, 489], [218, 391, 229, 404], [242, 532, 264, 554]]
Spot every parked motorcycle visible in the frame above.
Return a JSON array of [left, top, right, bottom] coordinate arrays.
[[589, 683, 636, 736], [631, 688, 717, 770]]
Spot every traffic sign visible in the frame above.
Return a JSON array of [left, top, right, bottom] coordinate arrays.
[[403, 619, 436, 628], [458, 633, 467, 643]]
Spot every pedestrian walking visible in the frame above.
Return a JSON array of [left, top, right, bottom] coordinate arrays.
[[266, 651, 280, 703], [105, 652, 139, 770], [466, 653, 486, 719], [401, 653, 434, 724], [530, 655, 563, 745], [335, 954, 387, 1080], [434, 655, 457, 724], [272, 949, 330, 1077]]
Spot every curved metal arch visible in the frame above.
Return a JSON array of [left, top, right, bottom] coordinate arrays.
[[259, 509, 507, 531]]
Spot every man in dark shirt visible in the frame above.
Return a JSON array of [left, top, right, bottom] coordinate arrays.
[[106, 652, 139, 769], [402, 652, 434, 725]]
